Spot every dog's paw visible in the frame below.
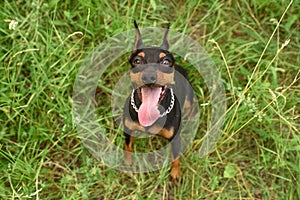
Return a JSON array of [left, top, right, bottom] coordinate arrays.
[[170, 167, 180, 181]]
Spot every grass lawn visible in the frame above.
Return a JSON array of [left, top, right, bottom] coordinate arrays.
[[1, 0, 299, 199]]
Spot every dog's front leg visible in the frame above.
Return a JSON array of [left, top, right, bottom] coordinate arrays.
[[124, 126, 134, 165], [170, 134, 181, 180]]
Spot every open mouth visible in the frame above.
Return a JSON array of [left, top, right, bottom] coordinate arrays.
[[138, 85, 167, 104], [137, 85, 167, 127]]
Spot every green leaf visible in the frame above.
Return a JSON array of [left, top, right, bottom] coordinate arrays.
[[223, 165, 237, 178], [211, 176, 220, 191]]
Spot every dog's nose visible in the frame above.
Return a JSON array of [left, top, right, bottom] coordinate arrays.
[[142, 73, 157, 85]]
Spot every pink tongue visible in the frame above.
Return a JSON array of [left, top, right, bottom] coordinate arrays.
[[138, 87, 161, 127]]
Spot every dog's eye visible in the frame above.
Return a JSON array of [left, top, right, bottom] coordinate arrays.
[[161, 59, 171, 66], [133, 57, 142, 65]]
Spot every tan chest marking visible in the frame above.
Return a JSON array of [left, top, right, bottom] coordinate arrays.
[[125, 118, 145, 132], [125, 119, 174, 139]]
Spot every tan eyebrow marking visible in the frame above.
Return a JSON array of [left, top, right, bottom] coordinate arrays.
[[159, 52, 166, 58], [138, 52, 145, 57]]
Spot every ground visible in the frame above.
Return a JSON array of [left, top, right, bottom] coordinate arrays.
[[0, 0, 299, 199]]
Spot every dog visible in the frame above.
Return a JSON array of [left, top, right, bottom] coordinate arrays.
[[123, 21, 194, 180]]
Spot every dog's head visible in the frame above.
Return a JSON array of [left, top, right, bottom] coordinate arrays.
[[129, 21, 175, 88], [128, 21, 175, 127]]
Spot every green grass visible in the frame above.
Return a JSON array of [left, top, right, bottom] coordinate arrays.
[[1, 0, 300, 199]]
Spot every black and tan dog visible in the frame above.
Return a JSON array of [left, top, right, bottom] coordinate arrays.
[[123, 21, 194, 180]]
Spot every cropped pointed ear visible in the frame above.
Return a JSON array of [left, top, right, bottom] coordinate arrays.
[[160, 23, 170, 50], [133, 20, 144, 51]]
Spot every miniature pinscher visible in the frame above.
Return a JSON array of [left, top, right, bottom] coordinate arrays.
[[123, 21, 194, 180]]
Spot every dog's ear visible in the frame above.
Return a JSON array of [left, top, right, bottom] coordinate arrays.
[[160, 23, 170, 50], [133, 20, 144, 51]]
